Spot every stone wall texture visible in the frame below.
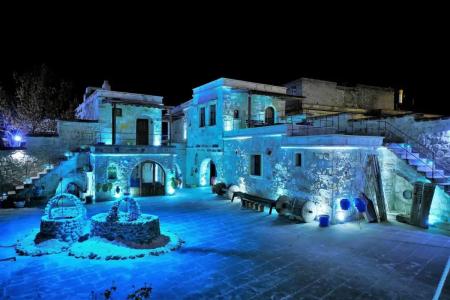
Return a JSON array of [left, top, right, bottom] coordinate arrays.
[[222, 135, 377, 220], [40, 215, 84, 243], [91, 213, 161, 245]]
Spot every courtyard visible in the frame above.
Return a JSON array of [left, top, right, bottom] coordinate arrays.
[[0, 188, 449, 300]]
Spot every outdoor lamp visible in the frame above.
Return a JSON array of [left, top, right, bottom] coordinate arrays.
[[114, 186, 121, 198]]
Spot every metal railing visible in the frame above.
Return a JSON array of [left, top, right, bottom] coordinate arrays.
[[62, 130, 171, 147], [346, 119, 439, 179]]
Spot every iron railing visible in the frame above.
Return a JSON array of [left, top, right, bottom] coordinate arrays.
[[346, 119, 439, 179]]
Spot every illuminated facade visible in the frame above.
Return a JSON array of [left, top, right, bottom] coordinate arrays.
[[2, 78, 449, 228]]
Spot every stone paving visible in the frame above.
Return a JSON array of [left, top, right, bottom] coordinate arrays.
[[0, 187, 449, 299]]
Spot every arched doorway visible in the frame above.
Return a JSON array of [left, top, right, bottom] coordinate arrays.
[[199, 159, 217, 186], [130, 160, 165, 196], [265, 107, 275, 125]]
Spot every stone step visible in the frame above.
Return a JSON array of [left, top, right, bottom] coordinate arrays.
[[417, 164, 435, 172], [37, 171, 48, 176], [433, 176, 450, 184], [387, 143, 411, 150], [426, 169, 445, 178], [396, 152, 421, 160], [15, 185, 25, 190], [408, 159, 424, 166], [7, 191, 16, 195]]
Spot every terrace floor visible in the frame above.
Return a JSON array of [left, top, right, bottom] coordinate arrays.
[[0, 188, 449, 300]]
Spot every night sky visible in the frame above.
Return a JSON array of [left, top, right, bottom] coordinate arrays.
[[1, 5, 448, 114]]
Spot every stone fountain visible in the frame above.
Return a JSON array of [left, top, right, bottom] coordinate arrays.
[[90, 193, 161, 246]]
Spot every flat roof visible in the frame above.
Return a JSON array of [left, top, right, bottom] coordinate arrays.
[[193, 78, 287, 95]]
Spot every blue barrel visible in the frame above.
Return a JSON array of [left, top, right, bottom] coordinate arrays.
[[319, 214, 330, 227], [340, 198, 351, 211], [354, 198, 366, 213]]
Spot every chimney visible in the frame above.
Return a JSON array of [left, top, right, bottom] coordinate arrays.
[[102, 80, 111, 90]]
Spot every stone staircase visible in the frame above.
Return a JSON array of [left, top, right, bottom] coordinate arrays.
[[386, 143, 450, 193], [1, 152, 76, 203]]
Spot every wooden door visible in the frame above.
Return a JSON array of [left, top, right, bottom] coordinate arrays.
[[136, 119, 149, 145]]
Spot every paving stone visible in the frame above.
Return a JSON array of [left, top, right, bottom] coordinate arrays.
[[0, 188, 449, 299]]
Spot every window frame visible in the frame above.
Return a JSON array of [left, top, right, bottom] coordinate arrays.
[[250, 154, 263, 177], [209, 104, 216, 126], [114, 107, 122, 117], [199, 106, 206, 128], [107, 164, 118, 180], [294, 152, 302, 167]]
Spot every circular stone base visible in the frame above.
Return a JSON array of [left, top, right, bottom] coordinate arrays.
[[16, 229, 71, 256], [68, 230, 183, 260], [91, 213, 160, 245], [40, 214, 84, 243]]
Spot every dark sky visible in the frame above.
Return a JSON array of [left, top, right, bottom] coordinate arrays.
[[1, 4, 448, 114]]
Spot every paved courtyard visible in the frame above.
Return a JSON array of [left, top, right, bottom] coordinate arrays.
[[0, 188, 449, 299]]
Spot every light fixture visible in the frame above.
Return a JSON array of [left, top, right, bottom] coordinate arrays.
[[167, 185, 175, 195], [114, 186, 121, 198], [13, 135, 22, 142], [336, 211, 346, 222]]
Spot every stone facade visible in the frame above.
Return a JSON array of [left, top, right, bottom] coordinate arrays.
[[91, 147, 180, 201], [4, 77, 449, 229], [222, 133, 381, 220], [285, 77, 395, 111]]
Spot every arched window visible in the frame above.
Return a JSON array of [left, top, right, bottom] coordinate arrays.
[[265, 107, 275, 125]]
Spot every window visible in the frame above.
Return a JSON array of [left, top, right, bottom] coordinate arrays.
[[199, 107, 206, 127], [107, 165, 118, 180], [295, 153, 302, 167], [209, 104, 216, 126], [265, 107, 275, 125], [114, 108, 122, 117], [233, 110, 239, 119], [250, 154, 262, 176]]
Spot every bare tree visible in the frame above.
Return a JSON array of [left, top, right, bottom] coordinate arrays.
[[12, 64, 78, 134]]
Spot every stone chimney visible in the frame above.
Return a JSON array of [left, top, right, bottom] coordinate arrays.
[[102, 80, 111, 90]]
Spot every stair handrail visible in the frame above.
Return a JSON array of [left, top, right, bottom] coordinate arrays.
[[353, 119, 440, 178], [393, 143, 436, 178]]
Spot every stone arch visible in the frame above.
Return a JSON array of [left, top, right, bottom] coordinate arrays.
[[129, 159, 167, 196], [264, 106, 275, 125], [45, 193, 85, 219], [199, 158, 217, 186]]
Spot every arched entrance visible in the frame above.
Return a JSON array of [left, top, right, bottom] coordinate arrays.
[[199, 158, 217, 186], [265, 107, 275, 125], [130, 160, 165, 196]]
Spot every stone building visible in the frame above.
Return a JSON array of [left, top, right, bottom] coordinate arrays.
[[1, 78, 449, 229]]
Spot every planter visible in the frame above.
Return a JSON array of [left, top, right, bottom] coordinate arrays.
[[319, 214, 330, 227]]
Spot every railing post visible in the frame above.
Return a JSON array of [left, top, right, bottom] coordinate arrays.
[[433, 153, 435, 179]]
